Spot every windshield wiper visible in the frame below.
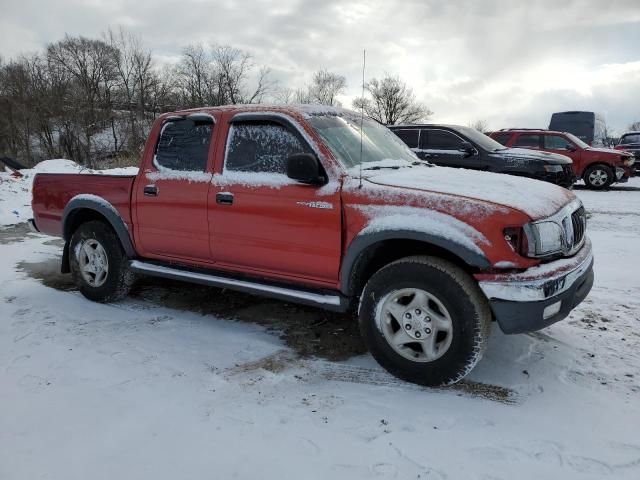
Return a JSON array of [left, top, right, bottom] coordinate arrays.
[[362, 163, 418, 171]]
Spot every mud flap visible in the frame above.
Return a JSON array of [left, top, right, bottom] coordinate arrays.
[[61, 239, 71, 274]]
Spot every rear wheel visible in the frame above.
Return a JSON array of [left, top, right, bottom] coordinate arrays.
[[69, 220, 133, 302], [583, 164, 614, 189], [359, 256, 492, 386]]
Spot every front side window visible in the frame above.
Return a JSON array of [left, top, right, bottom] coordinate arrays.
[[514, 134, 541, 148], [225, 122, 310, 173], [425, 130, 464, 149], [544, 135, 574, 150], [155, 119, 213, 171], [394, 129, 419, 149]]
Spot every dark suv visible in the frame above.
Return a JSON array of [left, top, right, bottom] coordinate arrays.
[[389, 124, 575, 187]]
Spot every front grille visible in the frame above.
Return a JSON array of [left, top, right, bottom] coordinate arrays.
[[570, 206, 586, 249]]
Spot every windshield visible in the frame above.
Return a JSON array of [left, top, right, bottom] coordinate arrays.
[[307, 114, 418, 169], [564, 132, 589, 149], [454, 126, 507, 152]]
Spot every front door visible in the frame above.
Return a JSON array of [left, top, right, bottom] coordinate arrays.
[[134, 115, 216, 262], [542, 134, 581, 172], [420, 128, 480, 169], [209, 119, 342, 285]]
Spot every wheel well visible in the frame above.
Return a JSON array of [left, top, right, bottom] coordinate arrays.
[[346, 239, 477, 300], [63, 208, 112, 241]]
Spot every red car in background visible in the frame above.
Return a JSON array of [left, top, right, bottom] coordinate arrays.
[[490, 129, 635, 189]]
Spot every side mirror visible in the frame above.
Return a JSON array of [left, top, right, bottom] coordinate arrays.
[[565, 144, 577, 152], [286, 153, 326, 185], [458, 141, 476, 157]]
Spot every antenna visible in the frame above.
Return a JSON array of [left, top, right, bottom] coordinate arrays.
[[358, 49, 366, 189]]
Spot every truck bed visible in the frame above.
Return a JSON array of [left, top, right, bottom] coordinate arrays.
[[32, 173, 136, 237]]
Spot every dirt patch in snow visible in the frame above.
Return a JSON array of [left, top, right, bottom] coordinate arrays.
[[0, 223, 40, 244], [16, 253, 366, 362]]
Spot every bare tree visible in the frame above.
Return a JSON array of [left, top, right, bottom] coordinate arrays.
[[177, 44, 212, 107], [628, 121, 640, 131], [468, 119, 489, 132], [211, 45, 272, 104], [353, 74, 432, 125], [308, 69, 346, 106], [47, 35, 120, 165]]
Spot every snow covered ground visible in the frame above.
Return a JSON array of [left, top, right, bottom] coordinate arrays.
[[1, 166, 639, 479]]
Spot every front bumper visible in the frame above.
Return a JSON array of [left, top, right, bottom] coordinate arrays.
[[477, 238, 594, 334]]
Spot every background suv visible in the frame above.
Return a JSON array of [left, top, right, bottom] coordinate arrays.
[[615, 131, 640, 174], [490, 129, 635, 190], [390, 124, 575, 187]]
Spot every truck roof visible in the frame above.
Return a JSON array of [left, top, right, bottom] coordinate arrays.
[[168, 104, 358, 119]]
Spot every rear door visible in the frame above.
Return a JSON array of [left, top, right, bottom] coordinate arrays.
[[133, 114, 217, 262], [208, 117, 342, 286], [420, 128, 480, 169]]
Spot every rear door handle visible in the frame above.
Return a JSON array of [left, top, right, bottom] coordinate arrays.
[[144, 185, 158, 196], [216, 192, 234, 205]]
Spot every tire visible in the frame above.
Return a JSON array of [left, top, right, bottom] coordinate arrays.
[[583, 164, 614, 190], [358, 256, 492, 386], [69, 220, 133, 302]]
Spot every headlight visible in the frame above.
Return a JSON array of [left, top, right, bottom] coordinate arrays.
[[623, 158, 635, 166], [543, 164, 564, 173], [525, 221, 564, 256]]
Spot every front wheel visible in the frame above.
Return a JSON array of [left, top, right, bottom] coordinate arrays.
[[583, 164, 614, 189], [359, 256, 492, 386], [69, 220, 133, 302]]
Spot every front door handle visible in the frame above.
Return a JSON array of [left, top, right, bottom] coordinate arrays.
[[144, 185, 158, 196], [216, 192, 234, 205]]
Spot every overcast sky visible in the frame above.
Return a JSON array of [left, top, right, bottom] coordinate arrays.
[[2, 0, 639, 133]]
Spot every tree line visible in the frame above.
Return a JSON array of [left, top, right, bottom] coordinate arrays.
[[0, 28, 432, 167]]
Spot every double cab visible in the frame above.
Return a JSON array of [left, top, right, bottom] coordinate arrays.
[[30, 105, 594, 386], [490, 129, 635, 189]]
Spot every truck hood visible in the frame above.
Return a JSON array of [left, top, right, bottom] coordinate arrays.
[[493, 148, 572, 165], [362, 165, 575, 220], [587, 146, 626, 156]]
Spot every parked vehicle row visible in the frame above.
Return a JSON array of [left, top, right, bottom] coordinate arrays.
[[389, 124, 575, 187], [30, 105, 594, 387], [489, 129, 635, 189]]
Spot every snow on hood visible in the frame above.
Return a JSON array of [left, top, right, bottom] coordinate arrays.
[[497, 148, 572, 164], [362, 166, 574, 220]]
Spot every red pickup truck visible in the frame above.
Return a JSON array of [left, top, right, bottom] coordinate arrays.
[[30, 105, 594, 386]]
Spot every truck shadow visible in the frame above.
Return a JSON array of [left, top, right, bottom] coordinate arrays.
[[18, 253, 518, 403], [17, 255, 367, 362]]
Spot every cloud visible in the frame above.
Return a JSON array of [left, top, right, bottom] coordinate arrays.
[[1, 0, 639, 132]]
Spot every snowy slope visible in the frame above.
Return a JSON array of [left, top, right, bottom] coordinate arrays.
[[1, 175, 639, 479]]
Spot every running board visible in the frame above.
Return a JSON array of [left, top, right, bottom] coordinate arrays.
[[129, 260, 348, 312]]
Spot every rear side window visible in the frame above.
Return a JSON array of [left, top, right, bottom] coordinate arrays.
[[423, 130, 464, 149], [154, 119, 213, 171], [225, 122, 310, 174], [491, 133, 511, 145], [543, 135, 573, 150], [514, 134, 540, 148], [394, 129, 419, 149]]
